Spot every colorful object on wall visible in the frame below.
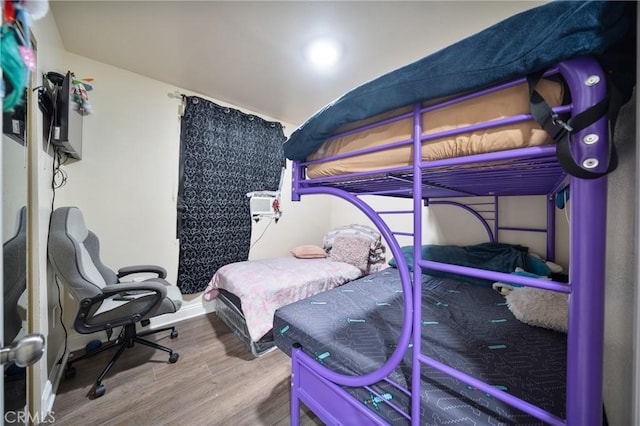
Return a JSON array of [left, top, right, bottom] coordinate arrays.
[[555, 185, 570, 209], [1, 0, 49, 111], [1, 25, 27, 111], [70, 76, 94, 115]]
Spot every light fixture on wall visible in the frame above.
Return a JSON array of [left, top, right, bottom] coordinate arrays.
[[304, 37, 342, 70]]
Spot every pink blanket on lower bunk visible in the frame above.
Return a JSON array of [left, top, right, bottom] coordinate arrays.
[[203, 257, 363, 341]]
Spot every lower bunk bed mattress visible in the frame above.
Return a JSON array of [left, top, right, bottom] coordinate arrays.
[[207, 257, 364, 357], [273, 268, 567, 424], [306, 79, 563, 178]]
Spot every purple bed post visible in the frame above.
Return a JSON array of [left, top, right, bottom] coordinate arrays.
[[411, 102, 423, 423], [546, 195, 556, 262], [566, 176, 607, 425], [290, 347, 301, 426], [560, 57, 609, 426], [494, 196, 499, 244], [291, 161, 302, 202]]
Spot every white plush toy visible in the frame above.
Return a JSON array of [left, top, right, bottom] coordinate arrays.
[[493, 268, 569, 333]]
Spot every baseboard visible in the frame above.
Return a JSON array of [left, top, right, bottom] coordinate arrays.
[[41, 380, 54, 416], [149, 299, 216, 329], [45, 341, 69, 415]]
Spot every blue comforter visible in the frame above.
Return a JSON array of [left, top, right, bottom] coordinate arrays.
[[284, 1, 635, 161], [274, 269, 567, 424], [389, 242, 535, 287]]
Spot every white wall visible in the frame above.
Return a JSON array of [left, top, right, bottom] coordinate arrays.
[[247, 160, 332, 261], [604, 90, 636, 426]]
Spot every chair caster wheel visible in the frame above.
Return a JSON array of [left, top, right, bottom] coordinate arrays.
[[93, 384, 106, 398], [171, 330, 178, 339], [65, 366, 76, 379], [169, 352, 179, 363]]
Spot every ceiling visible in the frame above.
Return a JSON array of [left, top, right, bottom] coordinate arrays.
[[50, 1, 546, 126]]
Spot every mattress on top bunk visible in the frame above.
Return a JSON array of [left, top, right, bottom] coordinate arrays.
[[273, 268, 567, 425], [306, 80, 563, 178], [284, 1, 634, 162]]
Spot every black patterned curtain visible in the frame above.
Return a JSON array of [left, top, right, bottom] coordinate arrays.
[[176, 97, 285, 294]]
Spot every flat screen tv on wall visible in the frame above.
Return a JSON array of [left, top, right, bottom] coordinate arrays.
[[39, 71, 82, 159]]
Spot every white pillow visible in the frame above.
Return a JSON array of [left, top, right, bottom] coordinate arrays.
[[493, 269, 568, 333], [504, 286, 568, 333]]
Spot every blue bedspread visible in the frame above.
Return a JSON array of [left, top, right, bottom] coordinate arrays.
[[388, 242, 533, 287], [284, 1, 635, 161], [274, 269, 567, 424]]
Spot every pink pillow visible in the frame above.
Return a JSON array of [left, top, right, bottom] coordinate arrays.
[[290, 245, 326, 259], [330, 237, 370, 272]]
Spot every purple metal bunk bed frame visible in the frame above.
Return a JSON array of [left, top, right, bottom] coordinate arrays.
[[286, 57, 608, 425]]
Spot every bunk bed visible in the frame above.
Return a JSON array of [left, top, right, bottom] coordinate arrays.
[[273, 1, 635, 425]]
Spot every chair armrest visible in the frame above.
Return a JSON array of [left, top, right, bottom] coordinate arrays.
[[103, 281, 168, 298], [117, 265, 167, 279], [74, 281, 167, 334]]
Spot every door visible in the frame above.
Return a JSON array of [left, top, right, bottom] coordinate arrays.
[[1, 15, 45, 423], [3, 89, 29, 420], [2, 86, 45, 426]]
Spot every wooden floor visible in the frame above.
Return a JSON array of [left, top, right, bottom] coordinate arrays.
[[52, 313, 323, 426]]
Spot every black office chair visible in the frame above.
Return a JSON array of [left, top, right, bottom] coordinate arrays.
[[48, 206, 183, 398]]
